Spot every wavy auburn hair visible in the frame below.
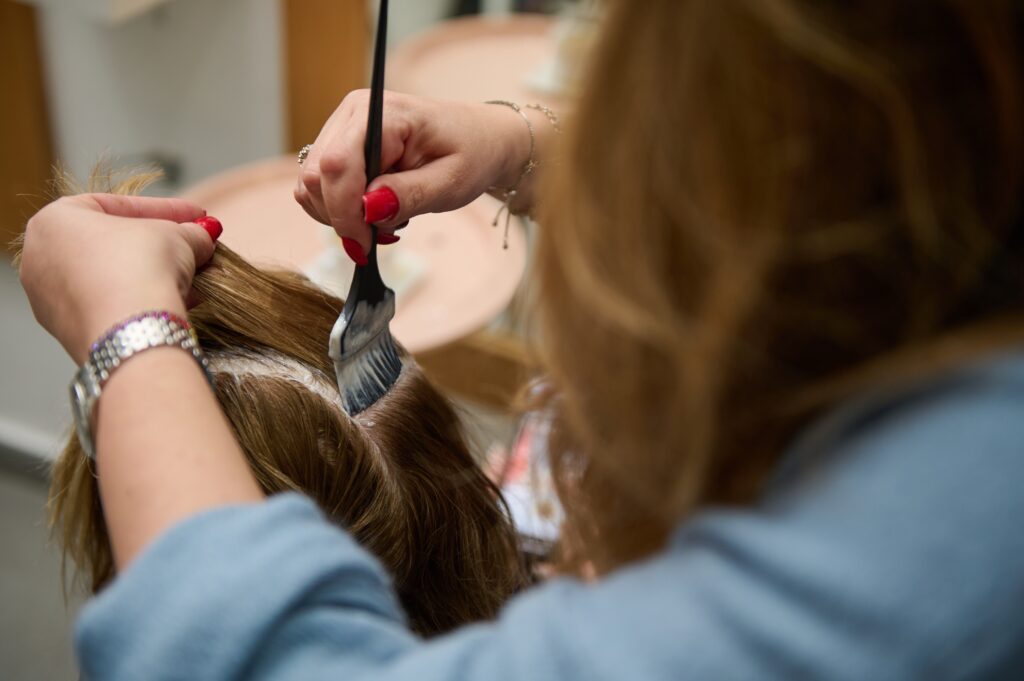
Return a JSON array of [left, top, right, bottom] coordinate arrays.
[[48, 173, 524, 634], [538, 0, 1024, 571]]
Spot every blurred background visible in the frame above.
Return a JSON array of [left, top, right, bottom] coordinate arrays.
[[0, 0, 597, 676]]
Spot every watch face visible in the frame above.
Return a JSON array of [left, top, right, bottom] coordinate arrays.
[[69, 379, 96, 460]]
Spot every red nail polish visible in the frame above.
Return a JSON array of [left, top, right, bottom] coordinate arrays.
[[193, 216, 223, 241], [377, 233, 401, 245], [363, 187, 400, 224], [342, 237, 368, 266]]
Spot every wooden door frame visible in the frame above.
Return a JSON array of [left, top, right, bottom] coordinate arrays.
[[282, 0, 370, 152], [1, 1, 54, 254]]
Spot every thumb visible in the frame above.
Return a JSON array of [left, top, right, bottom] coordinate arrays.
[[172, 215, 222, 268], [364, 157, 477, 229]]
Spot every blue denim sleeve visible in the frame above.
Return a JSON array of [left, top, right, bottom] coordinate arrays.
[[75, 357, 1024, 681]]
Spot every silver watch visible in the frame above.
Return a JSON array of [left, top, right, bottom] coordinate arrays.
[[70, 312, 213, 460]]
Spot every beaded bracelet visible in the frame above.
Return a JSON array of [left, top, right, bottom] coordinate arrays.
[[485, 100, 563, 248], [525, 103, 562, 133], [485, 100, 538, 249]]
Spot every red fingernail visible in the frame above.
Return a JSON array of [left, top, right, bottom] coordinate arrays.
[[363, 187, 400, 224], [193, 216, 223, 241], [377, 233, 401, 245], [341, 237, 368, 266]]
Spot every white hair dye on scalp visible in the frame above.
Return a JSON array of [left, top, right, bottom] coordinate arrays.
[[208, 350, 348, 415], [208, 349, 410, 428]]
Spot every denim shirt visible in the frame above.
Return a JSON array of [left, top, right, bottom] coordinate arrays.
[[76, 353, 1024, 680]]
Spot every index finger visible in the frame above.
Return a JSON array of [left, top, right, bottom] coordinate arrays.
[[318, 125, 375, 251], [82, 193, 207, 223]]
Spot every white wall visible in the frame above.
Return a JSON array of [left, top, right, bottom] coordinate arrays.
[[35, 0, 285, 191], [388, 0, 450, 44], [19, 0, 175, 24], [0, 0, 287, 458]]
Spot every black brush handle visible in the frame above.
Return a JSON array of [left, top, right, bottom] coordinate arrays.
[[345, 0, 390, 310], [365, 0, 388, 185]]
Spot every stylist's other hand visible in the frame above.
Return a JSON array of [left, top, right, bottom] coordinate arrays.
[[18, 193, 219, 364], [295, 90, 531, 262]]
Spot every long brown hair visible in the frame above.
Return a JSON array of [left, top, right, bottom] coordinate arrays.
[[49, 214, 524, 634], [537, 0, 1024, 572]]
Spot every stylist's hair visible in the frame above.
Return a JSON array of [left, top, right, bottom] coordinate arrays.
[[538, 0, 1024, 572], [48, 172, 524, 635]]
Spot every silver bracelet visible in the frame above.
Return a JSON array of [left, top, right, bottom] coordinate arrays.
[[70, 311, 214, 460]]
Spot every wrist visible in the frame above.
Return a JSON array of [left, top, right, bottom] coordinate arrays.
[[486, 103, 537, 190], [488, 103, 559, 205], [72, 310, 213, 461]]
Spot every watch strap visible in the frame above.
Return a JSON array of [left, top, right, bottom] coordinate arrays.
[[70, 311, 215, 460]]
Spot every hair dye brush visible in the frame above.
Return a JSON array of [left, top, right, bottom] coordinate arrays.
[[329, 0, 402, 415]]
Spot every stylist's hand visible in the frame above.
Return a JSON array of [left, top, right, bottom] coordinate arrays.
[[18, 193, 221, 364], [295, 90, 534, 263]]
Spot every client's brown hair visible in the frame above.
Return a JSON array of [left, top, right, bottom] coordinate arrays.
[[47, 175, 524, 635]]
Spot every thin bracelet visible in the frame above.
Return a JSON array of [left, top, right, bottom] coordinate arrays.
[[485, 100, 538, 249]]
